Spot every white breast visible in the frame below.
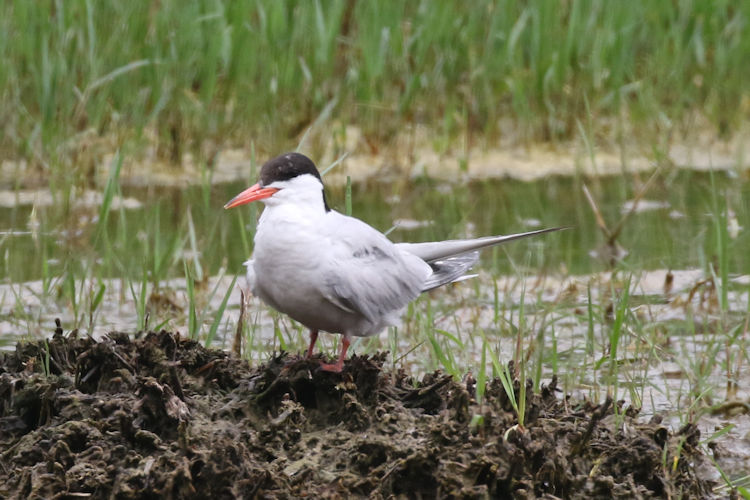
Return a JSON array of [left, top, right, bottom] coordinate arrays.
[[252, 205, 381, 335]]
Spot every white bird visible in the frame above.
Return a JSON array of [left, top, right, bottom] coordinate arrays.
[[225, 153, 563, 372]]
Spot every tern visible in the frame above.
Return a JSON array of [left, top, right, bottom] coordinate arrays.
[[225, 152, 562, 372]]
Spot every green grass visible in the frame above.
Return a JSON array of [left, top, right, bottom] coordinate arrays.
[[1, 1, 749, 182], [1, 3, 750, 485]]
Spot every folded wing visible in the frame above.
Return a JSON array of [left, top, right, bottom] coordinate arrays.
[[396, 227, 566, 262], [317, 213, 432, 325], [398, 227, 567, 291]]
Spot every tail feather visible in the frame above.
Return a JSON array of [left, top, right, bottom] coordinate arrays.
[[421, 251, 480, 291], [405, 226, 569, 292], [396, 227, 567, 262]]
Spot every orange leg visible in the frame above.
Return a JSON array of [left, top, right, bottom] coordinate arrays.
[[305, 330, 319, 359], [319, 336, 350, 373]]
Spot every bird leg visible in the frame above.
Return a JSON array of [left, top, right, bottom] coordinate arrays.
[[305, 330, 319, 359], [319, 336, 350, 373]]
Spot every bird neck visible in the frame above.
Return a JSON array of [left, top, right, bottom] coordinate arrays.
[[262, 175, 330, 212]]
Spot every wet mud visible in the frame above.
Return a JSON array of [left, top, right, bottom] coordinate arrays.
[[1, 329, 711, 499]]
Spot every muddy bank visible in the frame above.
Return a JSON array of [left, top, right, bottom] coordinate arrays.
[[1, 329, 711, 499]]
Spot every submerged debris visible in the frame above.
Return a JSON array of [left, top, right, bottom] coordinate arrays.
[[0, 330, 711, 498]]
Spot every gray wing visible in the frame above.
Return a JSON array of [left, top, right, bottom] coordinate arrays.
[[398, 227, 568, 291], [317, 213, 432, 324], [395, 227, 567, 261]]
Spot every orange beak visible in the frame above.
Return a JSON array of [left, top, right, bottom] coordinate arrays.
[[223, 184, 279, 209]]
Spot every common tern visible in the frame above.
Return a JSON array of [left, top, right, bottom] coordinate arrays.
[[225, 152, 562, 372]]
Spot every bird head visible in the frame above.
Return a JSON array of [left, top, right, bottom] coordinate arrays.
[[224, 152, 329, 211]]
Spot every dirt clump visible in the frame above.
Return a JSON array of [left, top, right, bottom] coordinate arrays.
[[0, 329, 711, 498]]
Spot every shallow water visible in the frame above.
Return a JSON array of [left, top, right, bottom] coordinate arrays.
[[1, 168, 749, 283]]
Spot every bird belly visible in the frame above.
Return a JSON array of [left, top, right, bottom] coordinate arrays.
[[254, 271, 385, 336], [250, 208, 400, 337], [251, 231, 375, 336]]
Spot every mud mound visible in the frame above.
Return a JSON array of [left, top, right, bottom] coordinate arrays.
[[1, 329, 710, 498]]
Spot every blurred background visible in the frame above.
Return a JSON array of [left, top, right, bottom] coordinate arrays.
[[2, 1, 748, 183], [0, 0, 748, 386]]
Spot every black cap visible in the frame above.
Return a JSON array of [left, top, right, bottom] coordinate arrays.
[[259, 152, 330, 211], [259, 153, 322, 187]]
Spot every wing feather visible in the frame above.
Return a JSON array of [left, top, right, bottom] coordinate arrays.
[[395, 227, 567, 261], [317, 213, 431, 323]]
